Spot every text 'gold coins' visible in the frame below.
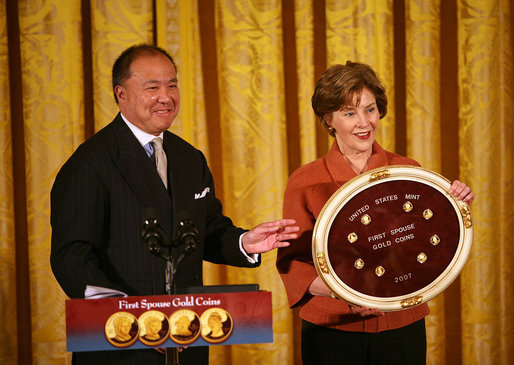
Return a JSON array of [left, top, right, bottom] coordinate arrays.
[[423, 209, 433, 220], [375, 266, 385, 277], [403, 201, 413, 212], [361, 214, 371, 225], [348, 232, 358, 243], [417, 253, 427, 263], [354, 258, 364, 269], [430, 235, 440, 246]]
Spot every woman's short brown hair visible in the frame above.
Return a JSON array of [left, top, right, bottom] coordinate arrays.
[[311, 61, 387, 136]]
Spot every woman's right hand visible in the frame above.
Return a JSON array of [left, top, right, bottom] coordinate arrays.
[[308, 276, 332, 297]]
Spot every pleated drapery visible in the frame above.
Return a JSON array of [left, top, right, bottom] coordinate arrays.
[[1, 1, 513, 364]]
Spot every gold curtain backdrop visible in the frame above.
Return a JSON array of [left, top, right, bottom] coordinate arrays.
[[1, 0, 513, 364]]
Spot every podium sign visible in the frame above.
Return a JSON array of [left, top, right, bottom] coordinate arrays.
[[66, 291, 272, 352], [313, 166, 473, 311]]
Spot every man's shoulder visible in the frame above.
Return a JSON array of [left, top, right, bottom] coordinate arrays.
[[56, 118, 125, 173], [163, 130, 196, 151], [163, 130, 206, 162], [163, 130, 202, 150], [73, 120, 118, 157]]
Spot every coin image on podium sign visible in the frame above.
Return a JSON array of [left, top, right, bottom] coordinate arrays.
[[313, 165, 473, 311], [138, 310, 169, 346], [169, 309, 201, 345], [200, 308, 233, 344], [105, 311, 139, 348]]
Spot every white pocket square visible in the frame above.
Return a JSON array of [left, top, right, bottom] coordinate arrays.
[[195, 187, 210, 199]]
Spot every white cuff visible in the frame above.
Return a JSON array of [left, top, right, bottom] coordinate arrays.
[[239, 232, 259, 264]]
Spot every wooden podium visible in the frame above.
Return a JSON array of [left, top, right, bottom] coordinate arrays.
[[65, 287, 272, 352]]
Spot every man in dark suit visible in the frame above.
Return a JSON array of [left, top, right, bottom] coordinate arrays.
[[50, 44, 298, 365]]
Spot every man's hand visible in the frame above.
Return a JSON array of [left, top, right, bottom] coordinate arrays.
[[242, 219, 299, 254]]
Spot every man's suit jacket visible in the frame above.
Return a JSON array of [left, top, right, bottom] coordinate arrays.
[[50, 113, 259, 299]]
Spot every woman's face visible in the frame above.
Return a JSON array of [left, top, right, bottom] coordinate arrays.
[[327, 87, 379, 156]]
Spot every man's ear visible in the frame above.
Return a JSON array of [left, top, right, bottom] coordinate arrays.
[[114, 85, 125, 102]]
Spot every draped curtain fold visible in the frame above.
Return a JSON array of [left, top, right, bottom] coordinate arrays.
[[1, 0, 513, 364], [458, 1, 514, 364]]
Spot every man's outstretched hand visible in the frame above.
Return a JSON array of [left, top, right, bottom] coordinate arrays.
[[242, 219, 299, 254]]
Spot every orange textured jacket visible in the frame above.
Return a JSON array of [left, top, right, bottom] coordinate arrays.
[[277, 140, 429, 332]]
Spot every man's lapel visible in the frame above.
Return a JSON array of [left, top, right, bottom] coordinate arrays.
[[111, 115, 172, 229], [163, 131, 189, 225]]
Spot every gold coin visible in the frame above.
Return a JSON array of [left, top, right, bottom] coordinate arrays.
[[430, 235, 440, 246], [403, 201, 413, 212], [169, 309, 201, 345], [417, 253, 428, 263], [375, 266, 385, 277], [200, 308, 233, 344], [423, 209, 434, 220], [348, 232, 358, 243], [105, 311, 139, 348], [361, 214, 371, 225], [354, 258, 364, 269], [138, 310, 169, 346]]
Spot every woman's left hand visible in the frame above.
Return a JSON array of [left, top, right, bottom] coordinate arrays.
[[349, 305, 385, 318], [449, 180, 474, 206]]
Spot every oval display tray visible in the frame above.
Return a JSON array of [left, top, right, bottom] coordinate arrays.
[[312, 165, 473, 311]]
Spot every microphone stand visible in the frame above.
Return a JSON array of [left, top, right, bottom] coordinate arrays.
[[151, 244, 194, 365], [142, 215, 198, 365], [164, 248, 193, 365], [143, 245, 180, 365], [165, 254, 180, 365]]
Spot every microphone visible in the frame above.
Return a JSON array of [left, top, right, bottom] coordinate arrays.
[[177, 216, 199, 256], [142, 207, 169, 253]]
